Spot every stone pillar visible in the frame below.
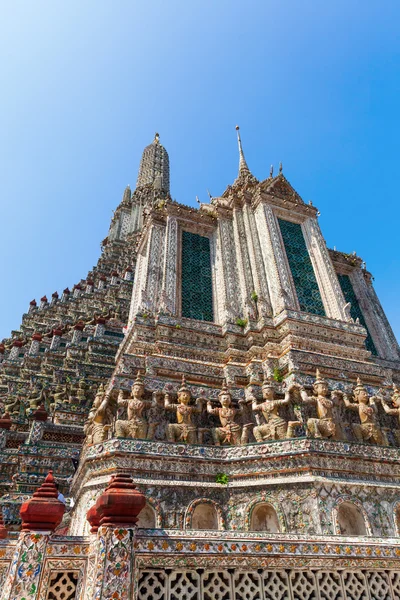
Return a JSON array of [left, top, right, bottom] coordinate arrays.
[[351, 269, 400, 360], [50, 329, 62, 351], [39, 295, 48, 309], [98, 276, 107, 290], [110, 271, 119, 285], [232, 206, 256, 320], [73, 284, 82, 298], [216, 217, 243, 324], [242, 203, 273, 318], [94, 318, 106, 338], [28, 333, 42, 357], [9, 340, 23, 361], [61, 288, 70, 302], [28, 299, 37, 313], [2, 471, 64, 600], [86, 279, 94, 293], [129, 222, 166, 320], [72, 322, 85, 344], [302, 217, 347, 320], [255, 203, 297, 315], [159, 215, 178, 315], [50, 291, 59, 305], [85, 473, 146, 600], [124, 267, 133, 281]]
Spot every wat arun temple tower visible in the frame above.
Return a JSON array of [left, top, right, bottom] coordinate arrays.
[[0, 130, 400, 600]]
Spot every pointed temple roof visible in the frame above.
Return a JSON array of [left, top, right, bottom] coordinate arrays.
[[236, 125, 251, 177], [233, 126, 258, 186]]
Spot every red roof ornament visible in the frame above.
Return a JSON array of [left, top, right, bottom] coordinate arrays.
[[86, 504, 100, 533], [0, 413, 12, 430], [20, 471, 65, 531], [32, 332, 42, 342], [0, 344, 5, 354], [40, 295, 48, 303], [93, 473, 146, 528], [63, 288, 70, 295], [0, 510, 8, 539], [33, 404, 48, 422], [52, 291, 59, 298], [30, 299, 37, 306], [74, 321, 85, 331], [52, 328, 62, 337], [12, 340, 23, 348]]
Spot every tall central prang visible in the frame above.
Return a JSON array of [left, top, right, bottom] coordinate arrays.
[[1, 129, 400, 600]]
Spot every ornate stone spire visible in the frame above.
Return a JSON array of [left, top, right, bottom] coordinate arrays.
[[122, 185, 131, 203], [235, 125, 250, 177], [136, 133, 170, 193]]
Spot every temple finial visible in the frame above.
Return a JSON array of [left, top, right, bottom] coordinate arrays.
[[235, 125, 250, 177], [279, 162, 283, 174], [270, 165, 274, 178], [154, 132, 160, 143]]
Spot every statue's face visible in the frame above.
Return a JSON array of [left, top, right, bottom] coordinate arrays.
[[179, 391, 191, 405], [220, 394, 231, 407], [315, 382, 328, 397], [355, 389, 368, 403], [93, 395, 102, 408], [262, 387, 274, 401], [132, 383, 144, 398]]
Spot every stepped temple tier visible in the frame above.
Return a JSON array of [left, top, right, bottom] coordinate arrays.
[[0, 130, 400, 600]]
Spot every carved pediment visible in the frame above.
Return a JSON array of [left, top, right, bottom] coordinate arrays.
[[261, 174, 304, 204]]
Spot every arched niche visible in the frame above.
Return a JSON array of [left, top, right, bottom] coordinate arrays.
[[137, 502, 157, 529], [337, 502, 367, 536], [250, 503, 280, 533], [191, 502, 219, 530]]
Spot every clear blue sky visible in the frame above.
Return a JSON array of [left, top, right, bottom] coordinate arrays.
[[0, 1, 399, 340]]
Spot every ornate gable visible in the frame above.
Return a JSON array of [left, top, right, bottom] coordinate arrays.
[[261, 173, 304, 204]]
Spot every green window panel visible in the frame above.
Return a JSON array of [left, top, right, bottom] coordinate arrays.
[[337, 273, 378, 356], [278, 219, 326, 316], [181, 231, 213, 322]]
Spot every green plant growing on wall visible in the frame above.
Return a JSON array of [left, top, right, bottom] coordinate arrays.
[[215, 473, 229, 485], [251, 291, 258, 302], [273, 367, 283, 382], [236, 317, 248, 328]]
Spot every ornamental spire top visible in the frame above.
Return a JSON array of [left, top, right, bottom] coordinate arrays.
[[136, 133, 170, 193], [235, 125, 251, 177]]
